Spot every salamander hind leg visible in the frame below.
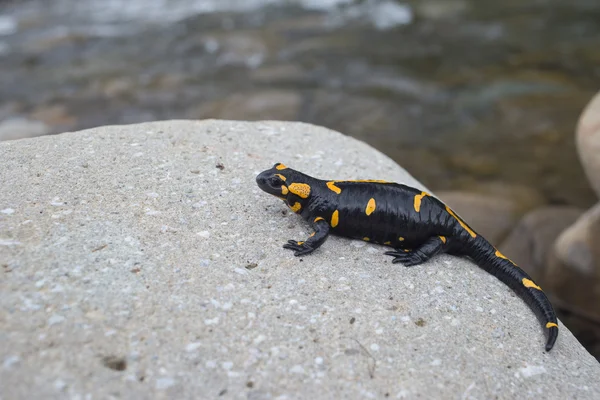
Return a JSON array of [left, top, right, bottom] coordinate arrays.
[[385, 235, 451, 266]]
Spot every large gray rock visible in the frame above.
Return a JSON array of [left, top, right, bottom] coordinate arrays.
[[577, 91, 600, 198], [1, 120, 599, 399]]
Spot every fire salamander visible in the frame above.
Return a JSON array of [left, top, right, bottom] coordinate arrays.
[[256, 163, 558, 351]]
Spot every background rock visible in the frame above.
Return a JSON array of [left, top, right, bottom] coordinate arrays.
[[499, 206, 583, 282], [435, 188, 543, 245], [554, 202, 600, 276], [576, 91, 600, 199], [187, 90, 302, 121], [0, 117, 50, 141], [548, 203, 600, 315], [1, 120, 599, 399], [546, 202, 600, 361]]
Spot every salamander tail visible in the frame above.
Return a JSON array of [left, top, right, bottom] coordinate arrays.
[[546, 324, 558, 351], [462, 235, 558, 351]]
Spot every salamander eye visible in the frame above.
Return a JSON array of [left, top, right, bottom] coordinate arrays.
[[269, 176, 284, 186]]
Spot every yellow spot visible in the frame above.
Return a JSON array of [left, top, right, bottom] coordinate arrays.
[[413, 191, 429, 212], [546, 322, 558, 329], [275, 174, 286, 181], [439, 236, 446, 244], [384, 241, 391, 245], [314, 217, 324, 223], [344, 179, 391, 183], [288, 183, 311, 199], [281, 186, 289, 195], [331, 210, 339, 228], [327, 181, 342, 194], [363, 237, 370, 241], [399, 237, 405, 241], [327, 180, 393, 194], [276, 163, 288, 170], [495, 249, 515, 264], [297, 241, 304, 245], [404, 249, 410, 252], [289, 202, 302, 213], [445, 206, 477, 238], [309, 232, 315, 237], [365, 198, 376, 216], [522, 278, 542, 291]]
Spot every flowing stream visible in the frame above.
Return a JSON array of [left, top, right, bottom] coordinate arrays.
[[1, 0, 599, 205]]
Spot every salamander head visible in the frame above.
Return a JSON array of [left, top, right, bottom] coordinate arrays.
[[256, 163, 314, 213]]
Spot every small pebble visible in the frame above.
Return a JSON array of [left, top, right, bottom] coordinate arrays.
[[156, 377, 176, 390], [3, 355, 20, 369], [290, 365, 305, 374], [185, 342, 202, 352], [48, 314, 65, 326], [432, 286, 444, 294], [519, 365, 547, 378], [222, 361, 233, 370], [253, 335, 266, 345], [199, 259, 210, 267], [54, 379, 67, 390]]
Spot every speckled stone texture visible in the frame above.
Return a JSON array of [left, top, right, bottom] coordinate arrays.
[[1, 120, 599, 400]]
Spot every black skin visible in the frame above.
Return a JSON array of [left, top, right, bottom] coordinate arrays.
[[256, 163, 559, 351]]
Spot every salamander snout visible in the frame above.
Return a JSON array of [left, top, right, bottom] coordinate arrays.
[[256, 170, 287, 198]]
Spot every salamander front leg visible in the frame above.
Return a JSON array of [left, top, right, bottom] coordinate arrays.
[[385, 235, 451, 266], [283, 217, 330, 256]]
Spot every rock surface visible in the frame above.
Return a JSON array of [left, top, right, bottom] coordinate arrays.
[[1, 120, 599, 399], [577, 91, 600, 198]]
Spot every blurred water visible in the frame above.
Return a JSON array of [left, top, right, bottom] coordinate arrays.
[[1, 0, 410, 38], [0, 0, 599, 206]]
